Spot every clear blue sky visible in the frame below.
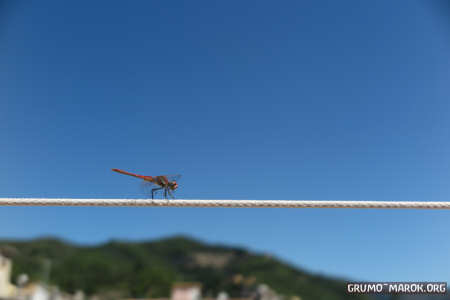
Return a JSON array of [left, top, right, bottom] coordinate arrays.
[[1, 0, 450, 283]]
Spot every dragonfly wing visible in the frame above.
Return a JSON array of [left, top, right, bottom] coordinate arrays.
[[163, 174, 182, 182]]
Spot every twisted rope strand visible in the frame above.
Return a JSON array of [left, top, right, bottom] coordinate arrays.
[[0, 198, 449, 209]]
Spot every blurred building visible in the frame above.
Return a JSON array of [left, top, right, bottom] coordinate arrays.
[[216, 292, 228, 300], [21, 283, 49, 300], [49, 286, 74, 300], [0, 254, 17, 299], [72, 290, 84, 300], [171, 283, 201, 300], [254, 285, 280, 300], [204, 292, 251, 300]]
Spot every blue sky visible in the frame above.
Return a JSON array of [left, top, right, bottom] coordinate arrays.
[[1, 0, 450, 283]]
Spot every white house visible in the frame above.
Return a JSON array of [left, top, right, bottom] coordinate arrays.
[[171, 283, 202, 300], [0, 254, 16, 299], [22, 283, 50, 300]]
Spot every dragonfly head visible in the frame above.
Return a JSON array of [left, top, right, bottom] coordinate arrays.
[[169, 181, 178, 190]]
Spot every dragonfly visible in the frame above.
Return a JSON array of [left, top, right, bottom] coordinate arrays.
[[112, 169, 181, 199]]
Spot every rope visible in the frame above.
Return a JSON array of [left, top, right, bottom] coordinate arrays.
[[0, 198, 450, 209]]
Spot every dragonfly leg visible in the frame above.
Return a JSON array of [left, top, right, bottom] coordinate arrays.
[[151, 187, 163, 199], [167, 189, 174, 199]]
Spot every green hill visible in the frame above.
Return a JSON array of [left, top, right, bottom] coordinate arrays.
[[0, 235, 372, 300]]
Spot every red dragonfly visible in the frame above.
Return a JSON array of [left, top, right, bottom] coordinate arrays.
[[112, 169, 181, 199]]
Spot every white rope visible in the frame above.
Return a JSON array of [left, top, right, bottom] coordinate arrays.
[[0, 198, 450, 209]]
